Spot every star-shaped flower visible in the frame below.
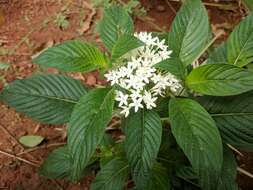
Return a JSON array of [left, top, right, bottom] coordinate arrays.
[[115, 91, 129, 107], [143, 91, 157, 109]]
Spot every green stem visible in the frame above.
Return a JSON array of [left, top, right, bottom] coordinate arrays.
[[160, 117, 169, 122]]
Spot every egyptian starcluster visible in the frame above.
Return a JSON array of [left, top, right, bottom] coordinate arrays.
[[105, 32, 182, 117]]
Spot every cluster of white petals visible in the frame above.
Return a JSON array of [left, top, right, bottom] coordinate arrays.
[[105, 32, 182, 117]]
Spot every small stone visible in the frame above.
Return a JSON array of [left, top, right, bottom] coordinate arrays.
[[156, 5, 165, 12]]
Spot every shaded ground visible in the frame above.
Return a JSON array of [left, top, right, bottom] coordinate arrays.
[[0, 0, 252, 189]]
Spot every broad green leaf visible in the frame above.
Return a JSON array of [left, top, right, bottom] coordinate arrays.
[[39, 146, 71, 179], [217, 146, 239, 190], [168, 0, 210, 66], [242, 0, 253, 11], [186, 63, 253, 96], [227, 14, 253, 67], [157, 131, 186, 169], [68, 88, 115, 181], [176, 166, 198, 181], [206, 43, 227, 64], [98, 6, 134, 52], [0, 74, 87, 124], [19, 135, 44, 148], [124, 110, 162, 189], [91, 157, 129, 190], [39, 145, 97, 181], [111, 34, 144, 62], [154, 58, 186, 80], [176, 166, 201, 189], [247, 63, 253, 72], [199, 92, 253, 150], [146, 163, 171, 190], [169, 98, 223, 190], [33, 40, 108, 72]]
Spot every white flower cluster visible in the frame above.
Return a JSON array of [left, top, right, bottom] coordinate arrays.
[[105, 32, 182, 117]]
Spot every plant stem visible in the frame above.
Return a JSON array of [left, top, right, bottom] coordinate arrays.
[[227, 144, 244, 157], [160, 117, 170, 122]]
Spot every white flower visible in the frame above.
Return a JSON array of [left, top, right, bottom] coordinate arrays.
[[105, 32, 182, 117], [115, 91, 129, 107], [151, 73, 163, 84], [128, 57, 142, 69], [143, 91, 157, 109], [156, 39, 166, 49], [129, 97, 143, 112], [104, 71, 120, 85], [120, 106, 131, 117], [130, 90, 142, 100], [118, 66, 129, 78], [118, 79, 128, 89], [125, 75, 141, 90]]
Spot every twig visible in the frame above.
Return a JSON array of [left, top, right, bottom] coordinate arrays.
[[17, 142, 66, 156], [0, 149, 40, 167], [192, 30, 224, 65], [237, 167, 253, 178], [0, 124, 24, 150], [165, 0, 177, 14], [227, 143, 244, 157]]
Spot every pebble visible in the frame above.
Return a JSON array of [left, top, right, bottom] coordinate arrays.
[[156, 5, 166, 12]]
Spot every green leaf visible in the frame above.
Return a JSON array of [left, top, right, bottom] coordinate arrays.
[[39, 146, 71, 179], [176, 166, 198, 181], [68, 88, 115, 181], [169, 98, 223, 190], [217, 146, 239, 190], [146, 163, 171, 190], [98, 5, 134, 52], [198, 92, 253, 151], [154, 58, 186, 80], [176, 165, 201, 189], [168, 0, 210, 66], [0, 74, 87, 124], [227, 14, 253, 67], [91, 157, 129, 190], [157, 131, 186, 169], [123, 110, 162, 189], [33, 40, 108, 72], [206, 43, 227, 64], [19, 135, 44, 148], [111, 34, 144, 62], [242, 0, 253, 11], [186, 63, 253, 96]]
